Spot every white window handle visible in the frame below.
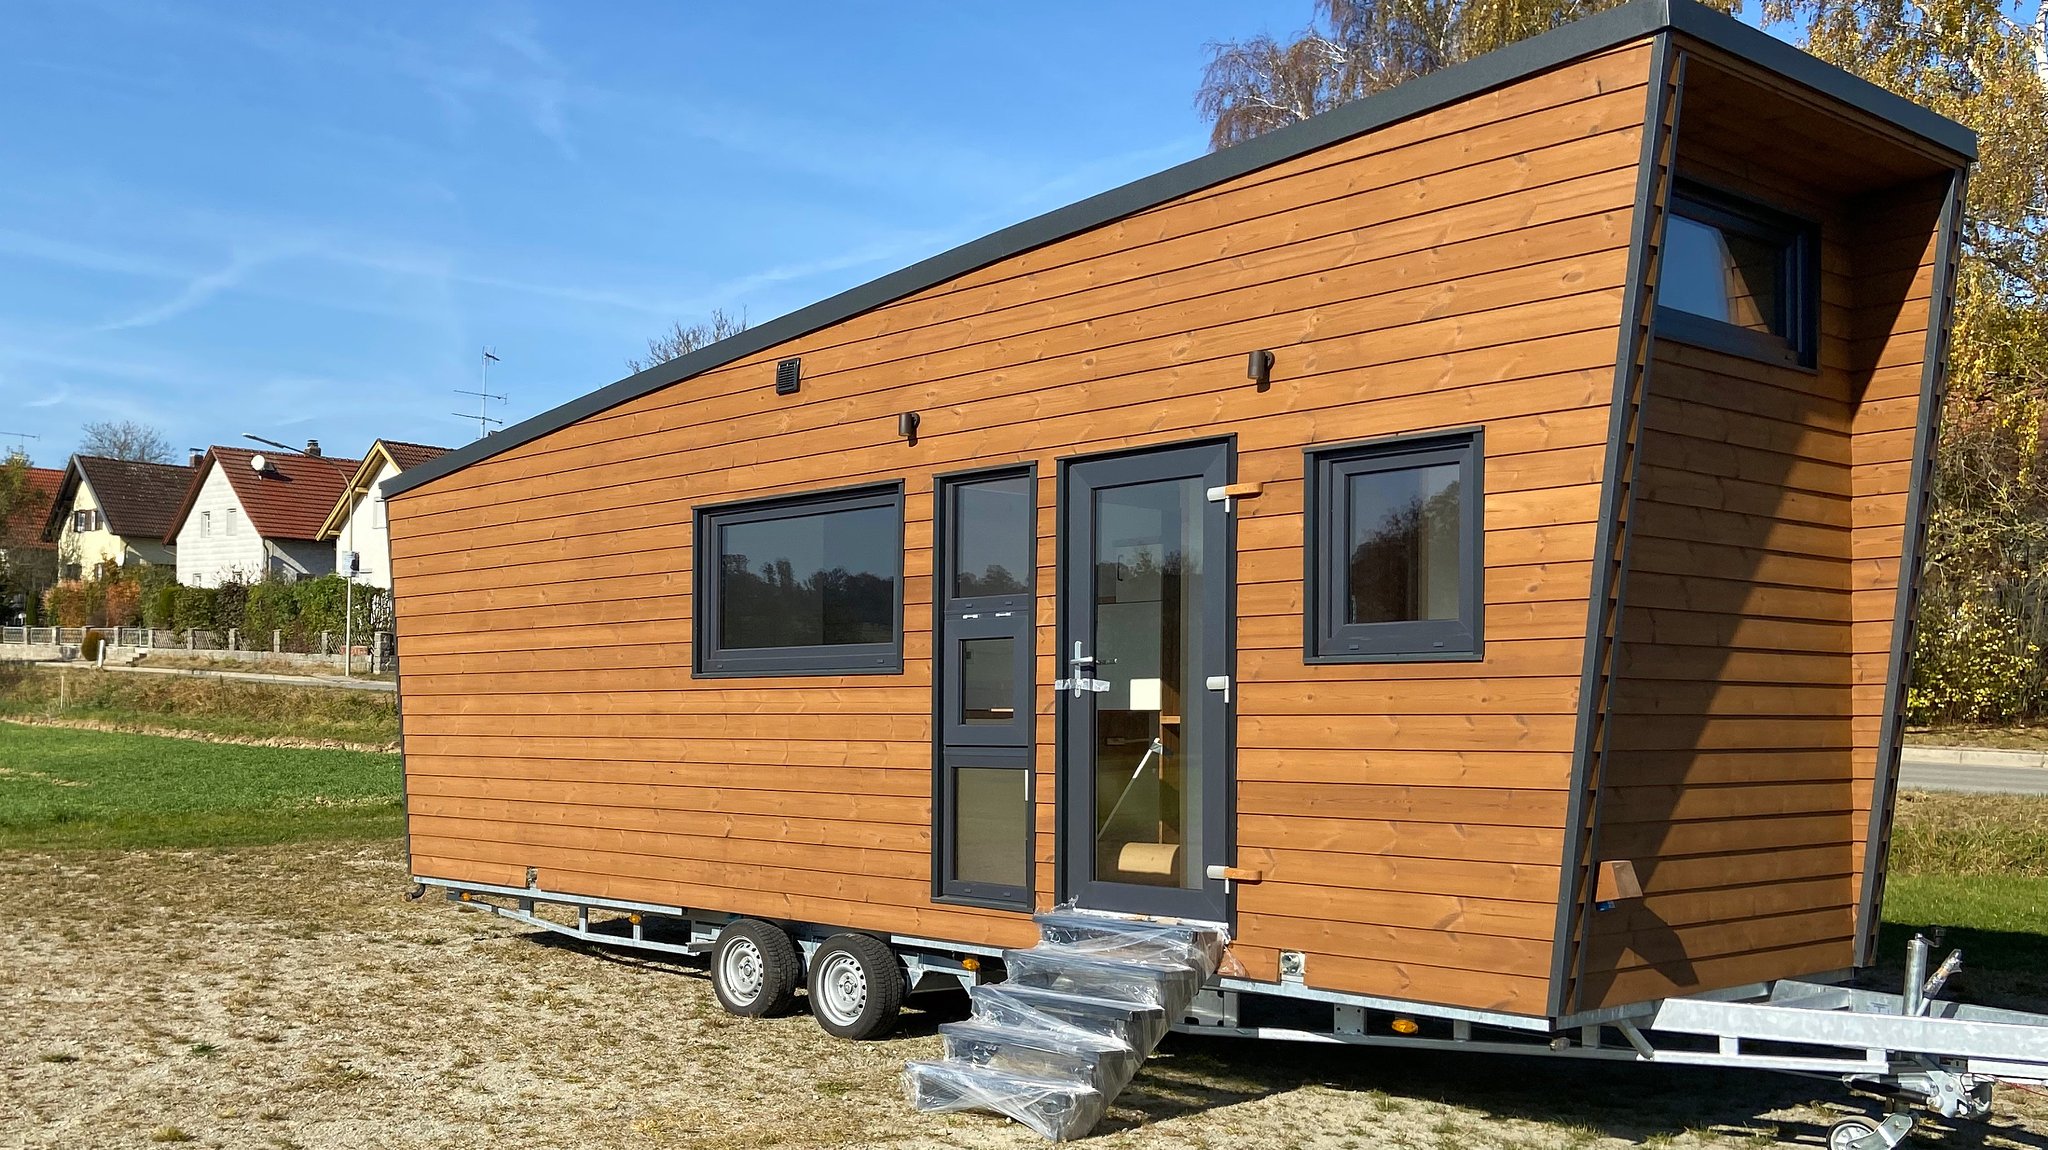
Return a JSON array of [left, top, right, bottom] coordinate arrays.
[[1204, 675, 1230, 703]]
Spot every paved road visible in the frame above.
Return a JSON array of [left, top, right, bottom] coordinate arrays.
[[1898, 747, 2048, 795]]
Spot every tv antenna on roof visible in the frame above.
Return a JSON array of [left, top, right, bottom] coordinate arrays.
[[0, 430, 39, 458], [454, 347, 507, 440]]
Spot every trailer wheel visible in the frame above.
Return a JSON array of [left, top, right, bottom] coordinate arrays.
[[807, 933, 904, 1040], [1826, 1117, 1880, 1150], [711, 919, 800, 1017]]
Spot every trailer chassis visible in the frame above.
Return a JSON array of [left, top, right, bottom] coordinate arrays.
[[426, 880, 2046, 1150]]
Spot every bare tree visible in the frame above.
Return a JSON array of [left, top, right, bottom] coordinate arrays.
[[1196, 0, 1730, 149], [79, 419, 173, 463], [627, 309, 749, 374]]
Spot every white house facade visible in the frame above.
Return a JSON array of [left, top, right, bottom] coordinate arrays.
[[167, 446, 359, 588], [318, 441, 448, 593]]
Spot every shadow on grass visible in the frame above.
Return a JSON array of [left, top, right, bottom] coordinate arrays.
[[1114, 1038, 2048, 1147], [1872, 921, 2048, 1011], [513, 925, 2048, 1146]]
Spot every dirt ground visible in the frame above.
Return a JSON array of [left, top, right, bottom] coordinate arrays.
[[2, 844, 2043, 1150]]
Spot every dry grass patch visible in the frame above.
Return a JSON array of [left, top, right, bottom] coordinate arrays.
[[2, 842, 2043, 1149]]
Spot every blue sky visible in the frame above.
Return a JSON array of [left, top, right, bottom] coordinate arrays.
[[0, 1, 1301, 464]]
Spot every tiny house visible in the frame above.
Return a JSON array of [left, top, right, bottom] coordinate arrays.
[[386, 0, 1976, 1132]]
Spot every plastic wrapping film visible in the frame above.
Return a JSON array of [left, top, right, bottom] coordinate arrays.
[[903, 1060, 1107, 1142], [904, 907, 1233, 1140], [1035, 901, 1249, 979]]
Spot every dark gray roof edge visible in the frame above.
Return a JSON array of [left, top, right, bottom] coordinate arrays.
[[386, 0, 1971, 501], [1664, 1, 1975, 160]]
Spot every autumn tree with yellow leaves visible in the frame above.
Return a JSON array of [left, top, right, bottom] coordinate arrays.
[[1198, 0, 2048, 723]]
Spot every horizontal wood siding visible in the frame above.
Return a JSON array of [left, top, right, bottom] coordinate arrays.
[[387, 42, 1655, 1016], [1574, 57, 1952, 1009]]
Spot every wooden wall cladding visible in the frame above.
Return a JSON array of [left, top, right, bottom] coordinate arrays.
[[386, 43, 1657, 1016], [1573, 56, 1952, 1010]]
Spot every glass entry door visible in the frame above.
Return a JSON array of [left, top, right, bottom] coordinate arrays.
[[1059, 441, 1233, 922]]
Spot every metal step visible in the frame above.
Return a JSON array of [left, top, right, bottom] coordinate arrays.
[[971, 982, 1169, 1054], [903, 1059, 1107, 1142], [1032, 911, 1226, 977], [1001, 947, 1204, 1010], [939, 1020, 1142, 1097]]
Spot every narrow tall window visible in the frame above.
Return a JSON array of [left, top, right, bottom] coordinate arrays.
[[225, 508, 237, 536], [1655, 183, 1818, 368], [1306, 431, 1483, 662], [694, 484, 903, 676], [934, 467, 1035, 909], [201, 511, 211, 538]]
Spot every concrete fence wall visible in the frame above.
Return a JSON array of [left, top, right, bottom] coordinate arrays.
[[0, 627, 395, 673]]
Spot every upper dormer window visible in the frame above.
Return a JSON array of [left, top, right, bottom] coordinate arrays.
[[1655, 183, 1818, 369]]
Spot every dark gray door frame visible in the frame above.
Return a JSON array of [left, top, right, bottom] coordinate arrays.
[[1055, 438, 1236, 924]]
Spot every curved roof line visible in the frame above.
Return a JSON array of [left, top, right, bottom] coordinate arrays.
[[384, 0, 1972, 502]]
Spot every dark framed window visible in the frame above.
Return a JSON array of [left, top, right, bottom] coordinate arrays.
[[933, 466, 1036, 909], [1305, 430, 1483, 663], [693, 483, 904, 677], [1654, 183, 1819, 369]]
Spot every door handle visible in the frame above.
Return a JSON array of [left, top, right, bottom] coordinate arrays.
[[1204, 674, 1231, 703], [1056, 641, 1111, 698]]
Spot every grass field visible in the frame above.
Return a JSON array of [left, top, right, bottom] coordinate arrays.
[[0, 724, 401, 850], [0, 706, 2042, 1147], [0, 663, 399, 747]]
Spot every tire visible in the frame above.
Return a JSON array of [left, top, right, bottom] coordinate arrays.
[[1827, 1117, 1880, 1150], [711, 919, 801, 1017], [806, 933, 904, 1040]]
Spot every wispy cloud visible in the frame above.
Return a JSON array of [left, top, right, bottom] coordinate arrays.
[[91, 244, 303, 333]]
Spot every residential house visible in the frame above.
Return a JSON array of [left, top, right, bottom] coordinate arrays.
[[39, 455, 196, 578], [1, 464, 63, 624], [167, 443, 361, 588], [315, 439, 448, 591]]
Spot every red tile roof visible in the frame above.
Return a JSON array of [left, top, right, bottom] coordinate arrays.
[[165, 447, 362, 544], [39, 456, 198, 543], [382, 441, 449, 472], [5, 466, 63, 551]]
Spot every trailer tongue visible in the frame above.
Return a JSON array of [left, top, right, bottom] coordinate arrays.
[[1186, 932, 2046, 1150]]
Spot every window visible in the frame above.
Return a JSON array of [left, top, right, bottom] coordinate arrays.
[[373, 497, 387, 529], [1306, 431, 1483, 662], [694, 483, 903, 676], [1655, 183, 1818, 368], [225, 508, 237, 536], [933, 467, 1036, 909], [200, 511, 211, 538], [71, 509, 98, 533]]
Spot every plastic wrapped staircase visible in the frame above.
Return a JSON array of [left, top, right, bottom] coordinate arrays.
[[903, 911, 1225, 1141]]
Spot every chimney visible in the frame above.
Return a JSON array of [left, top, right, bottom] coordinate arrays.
[[304, 439, 322, 457], [188, 449, 203, 468]]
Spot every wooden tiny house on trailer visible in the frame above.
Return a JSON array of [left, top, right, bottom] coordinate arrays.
[[386, 0, 1986, 1135]]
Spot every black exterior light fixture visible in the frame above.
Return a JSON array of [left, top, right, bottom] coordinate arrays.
[[898, 412, 921, 444], [775, 356, 802, 395], [1247, 349, 1275, 391]]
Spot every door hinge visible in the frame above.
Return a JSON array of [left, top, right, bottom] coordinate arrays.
[[1205, 482, 1264, 512], [1204, 863, 1263, 893]]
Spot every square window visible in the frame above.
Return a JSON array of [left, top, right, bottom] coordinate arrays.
[[1306, 431, 1483, 662], [694, 484, 903, 676], [1655, 184, 1817, 368]]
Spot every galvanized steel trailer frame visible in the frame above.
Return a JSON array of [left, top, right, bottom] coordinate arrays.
[[428, 880, 2047, 1149]]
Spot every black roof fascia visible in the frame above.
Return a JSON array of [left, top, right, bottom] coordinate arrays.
[[385, 0, 1973, 501], [1663, 1, 1975, 160]]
